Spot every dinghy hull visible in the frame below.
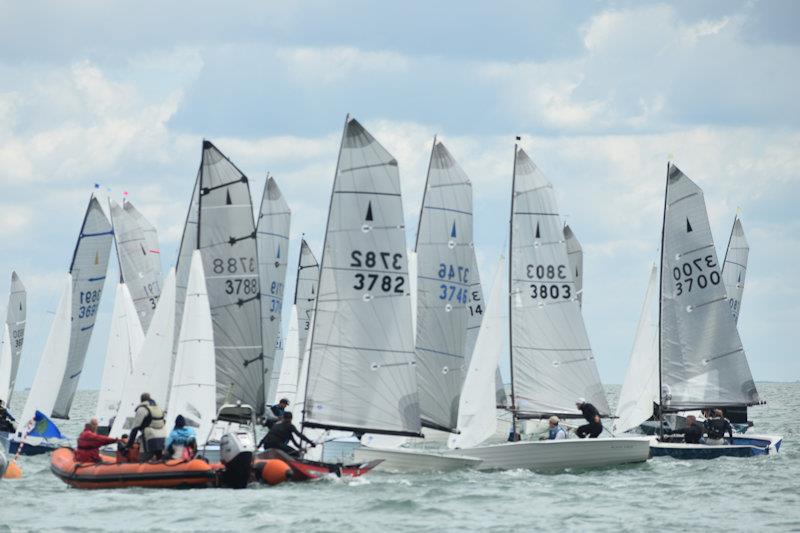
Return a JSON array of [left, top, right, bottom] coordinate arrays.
[[353, 446, 482, 472], [259, 449, 382, 480], [1, 432, 62, 456], [649, 434, 781, 460], [446, 437, 651, 471]]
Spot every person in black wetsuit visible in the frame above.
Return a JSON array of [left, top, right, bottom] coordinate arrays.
[[667, 414, 703, 444], [263, 398, 290, 429], [0, 400, 16, 433], [704, 409, 733, 445], [258, 412, 316, 457], [575, 398, 603, 439]]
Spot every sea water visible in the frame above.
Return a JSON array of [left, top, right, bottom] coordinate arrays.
[[1, 383, 798, 532]]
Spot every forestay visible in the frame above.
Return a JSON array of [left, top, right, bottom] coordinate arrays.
[[54, 196, 114, 419], [295, 239, 319, 363], [197, 141, 264, 414], [449, 255, 506, 449], [110, 269, 176, 438], [257, 177, 291, 403], [721, 216, 748, 324], [4, 271, 26, 401], [304, 117, 421, 436], [168, 251, 216, 444], [20, 274, 72, 427], [415, 140, 474, 432], [95, 283, 145, 428], [109, 200, 162, 331], [509, 147, 608, 417], [563, 225, 583, 306], [659, 164, 759, 409], [613, 265, 659, 434]]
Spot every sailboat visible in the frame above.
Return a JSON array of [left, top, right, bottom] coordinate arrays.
[[257, 176, 292, 405], [442, 144, 649, 471], [563, 225, 583, 306], [647, 164, 781, 458], [53, 196, 114, 419], [3, 272, 26, 403], [721, 215, 748, 324]]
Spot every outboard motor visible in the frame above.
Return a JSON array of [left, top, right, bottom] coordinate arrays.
[[219, 431, 255, 489]]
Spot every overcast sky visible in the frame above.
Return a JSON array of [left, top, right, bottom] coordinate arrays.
[[1, 0, 798, 392]]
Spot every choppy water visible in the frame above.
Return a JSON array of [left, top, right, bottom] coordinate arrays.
[[2, 383, 798, 532]]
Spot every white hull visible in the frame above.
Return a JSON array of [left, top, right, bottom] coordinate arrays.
[[353, 446, 482, 472], [446, 437, 651, 471]]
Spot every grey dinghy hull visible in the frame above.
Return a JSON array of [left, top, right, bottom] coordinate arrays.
[[445, 437, 651, 471], [649, 434, 782, 459], [353, 446, 482, 472]]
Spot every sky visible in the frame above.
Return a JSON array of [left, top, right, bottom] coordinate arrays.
[[1, 0, 798, 393]]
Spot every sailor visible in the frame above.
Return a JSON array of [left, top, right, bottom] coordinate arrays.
[[704, 409, 733, 445], [575, 398, 603, 439], [0, 399, 16, 433], [126, 392, 168, 461], [165, 414, 197, 460], [545, 416, 567, 440], [264, 398, 290, 429], [258, 412, 316, 457], [75, 418, 122, 463], [666, 414, 704, 444]]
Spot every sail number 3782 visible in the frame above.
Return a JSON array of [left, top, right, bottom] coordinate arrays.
[[350, 250, 405, 293]]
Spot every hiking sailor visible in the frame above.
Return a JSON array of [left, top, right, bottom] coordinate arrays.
[[0, 399, 15, 433], [575, 398, 603, 439], [263, 398, 290, 429], [258, 412, 316, 457], [126, 392, 168, 461]]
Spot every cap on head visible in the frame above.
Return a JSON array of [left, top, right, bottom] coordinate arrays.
[[140, 392, 151, 402], [279, 398, 289, 406], [549, 415, 560, 425], [576, 398, 586, 406], [175, 414, 186, 428]]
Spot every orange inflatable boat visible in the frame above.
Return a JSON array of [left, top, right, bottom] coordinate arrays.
[[50, 447, 222, 489]]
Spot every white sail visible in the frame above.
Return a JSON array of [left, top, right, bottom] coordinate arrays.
[[110, 200, 162, 332], [304, 117, 421, 436], [20, 274, 72, 427], [258, 177, 292, 404], [110, 268, 176, 438], [273, 305, 301, 405], [167, 251, 216, 444], [174, 171, 200, 355], [449, 255, 506, 449], [0, 325, 11, 404], [659, 164, 759, 409], [295, 239, 319, 365], [510, 147, 608, 417], [95, 283, 145, 427], [613, 265, 659, 434], [563, 225, 583, 306], [123, 201, 162, 281], [414, 140, 474, 432], [53, 196, 114, 419], [4, 271, 25, 401], [197, 141, 264, 413], [721, 216, 748, 324], [408, 250, 418, 337]]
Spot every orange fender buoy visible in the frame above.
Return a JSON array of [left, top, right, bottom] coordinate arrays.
[[260, 459, 292, 486], [3, 461, 22, 479]]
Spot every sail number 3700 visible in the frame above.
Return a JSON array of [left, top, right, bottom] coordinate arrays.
[[673, 255, 720, 295], [350, 250, 405, 293]]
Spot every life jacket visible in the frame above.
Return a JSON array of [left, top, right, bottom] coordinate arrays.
[[548, 426, 567, 440], [138, 401, 166, 431], [706, 417, 727, 439]]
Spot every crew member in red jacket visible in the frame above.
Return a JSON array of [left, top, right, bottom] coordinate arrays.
[[75, 418, 122, 463]]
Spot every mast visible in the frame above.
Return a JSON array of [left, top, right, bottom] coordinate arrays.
[[508, 141, 518, 438], [300, 113, 349, 431], [293, 236, 305, 306], [657, 162, 670, 441]]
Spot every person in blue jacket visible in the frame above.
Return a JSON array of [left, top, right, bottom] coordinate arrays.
[[165, 415, 197, 459]]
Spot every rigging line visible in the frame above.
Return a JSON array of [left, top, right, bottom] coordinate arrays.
[[420, 205, 473, 216], [706, 348, 744, 363], [332, 190, 400, 197], [256, 230, 289, 240], [314, 342, 414, 356], [227, 231, 257, 245], [514, 212, 560, 216], [339, 162, 396, 174], [418, 275, 470, 287], [668, 191, 699, 207], [200, 175, 247, 195], [691, 295, 727, 310], [679, 243, 714, 256], [724, 260, 747, 269], [416, 346, 466, 359]]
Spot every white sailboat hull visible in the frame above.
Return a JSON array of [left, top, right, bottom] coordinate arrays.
[[446, 437, 651, 471], [353, 446, 482, 472]]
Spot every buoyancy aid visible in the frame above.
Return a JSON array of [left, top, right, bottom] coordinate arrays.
[[138, 401, 166, 431], [706, 417, 728, 439]]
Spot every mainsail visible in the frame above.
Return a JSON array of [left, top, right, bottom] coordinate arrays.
[[414, 140, 474, 432], [509, 147, 608, 417], [4, 271, 26, 401], [257, 176, 291, 403], [0, 325, 12, 403], [168, 251, 216, 444], [109, 199, 162, 331], [174, 170, 200, 354], [295, 239, 319, 364], [197, 141, 264, 413], [123, 201, 162, 280], [273, 305, 301, 405], [613, 265, 659, 434], [110, 269, 176, 438], [303, 117, 421, 436], [449, 255, 506, 449], [20, 274, 72, 427], [659, 164, 759, 409], [53, 196, 114, 419], [721, 216, 748, 324], [563, 225, 583, 306]]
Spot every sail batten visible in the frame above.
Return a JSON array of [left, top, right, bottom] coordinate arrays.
[[659, 164, 759, 410], [509, 147, 608, 417], [304, 117, 421, 436]]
